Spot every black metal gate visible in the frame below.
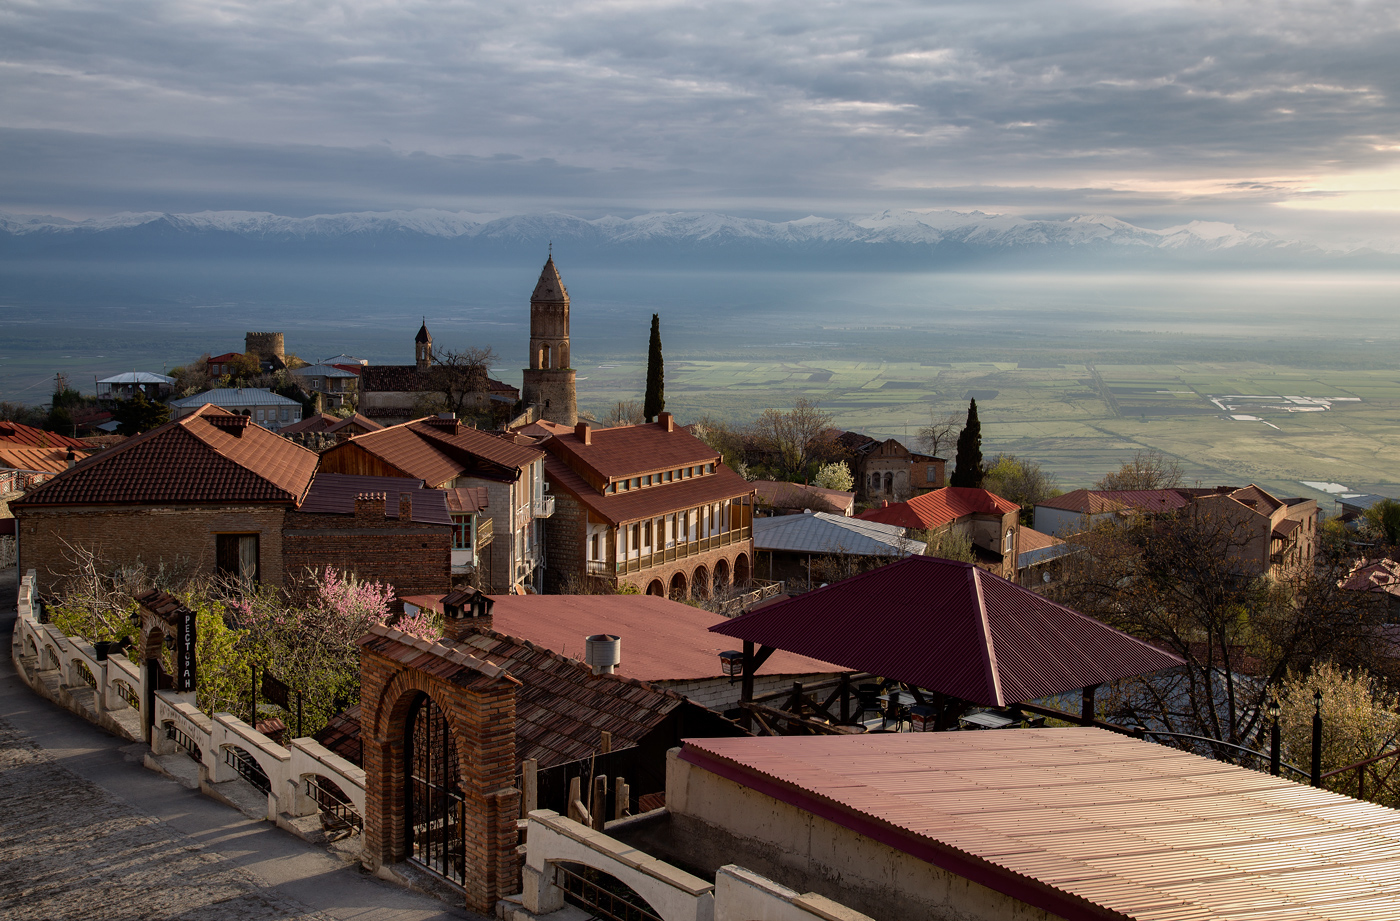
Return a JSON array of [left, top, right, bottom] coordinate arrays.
[[406, 692, 466, 886]]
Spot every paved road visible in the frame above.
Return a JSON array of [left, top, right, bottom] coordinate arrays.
[[0, 566, 481, 921]]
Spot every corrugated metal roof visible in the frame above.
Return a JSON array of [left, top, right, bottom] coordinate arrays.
[[291, 364, 359, 379], [445, 486, 489, 514], [296, 472, 451, 526], [858, 487, 1020, 530], [537, 419, 721, 481], [754, 511, 924, 557], [169, 388, 303, 408], [13, 405, 319, 508], [0, 420, 91, 450], [96, 372, 175, 384], [0, 444, 72, 475], [681, 730, 1400, 921], [485, 594, 844, 682], [710, 556, 1181, 706]]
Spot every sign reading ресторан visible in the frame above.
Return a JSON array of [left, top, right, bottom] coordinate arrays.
[[176, 608, 197, 693]]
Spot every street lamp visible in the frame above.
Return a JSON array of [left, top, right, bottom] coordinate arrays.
[[1267, 697, 1281, 777], [719, 650, 743, 681]]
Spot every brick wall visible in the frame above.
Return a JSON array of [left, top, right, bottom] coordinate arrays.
[[542, 491, 588, 593], [360, 642, 521, 914], [17, 503, 289, 596], [283, 495, 451, 610], [618, 542, 755, 600]]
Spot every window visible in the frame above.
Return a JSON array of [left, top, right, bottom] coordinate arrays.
[[664, 471, 672, 482], [281, 408, 290, 421], [706, 464, 714, 474], [927, 467, 937, 483], [1003, 530, 1013, 553], [644, 474, 652, 487], [256, 409, 265, 421], [643, 520, 652, 547], [451, 516, 473, 549], [632, 477, 641, 489], [589, 533, 599, 560], [215, 534, 259, 582]]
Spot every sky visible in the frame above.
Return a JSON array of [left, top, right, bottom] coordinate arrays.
[[2, 0, 1399, 248]]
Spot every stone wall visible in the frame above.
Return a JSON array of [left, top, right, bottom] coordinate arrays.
[[542, 491, 588, 593], [17, 503, 289, 595]]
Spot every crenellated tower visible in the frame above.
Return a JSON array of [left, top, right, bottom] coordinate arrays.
[[521, 256, 577, 425]]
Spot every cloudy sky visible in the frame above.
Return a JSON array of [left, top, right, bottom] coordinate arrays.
[[3, 0, 1399, 246]]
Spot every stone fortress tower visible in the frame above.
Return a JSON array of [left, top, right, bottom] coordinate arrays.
[[521, 255, 578, 425], [244, 331, 285, 363]]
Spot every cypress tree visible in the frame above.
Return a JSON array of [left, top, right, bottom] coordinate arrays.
[[950, 398, 983, 488], [644, 313, 665, 423]]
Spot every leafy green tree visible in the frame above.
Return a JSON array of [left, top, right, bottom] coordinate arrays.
[[644, 313, 665, 422], [112, 392, 171, 435], [812, 461, 854, 492], [982, 453, 1059, 523], [913, 527, 977, 563], [949, 399, 983, 488], [1363, 499, 1400, 546], [1277, 662, 1400, 806]]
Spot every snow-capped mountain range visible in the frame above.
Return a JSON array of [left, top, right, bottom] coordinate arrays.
[[0, 207, 1377, 266]]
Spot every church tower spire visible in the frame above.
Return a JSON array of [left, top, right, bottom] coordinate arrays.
[[521, 256, 577, 425], [415, 318, 432, 373]]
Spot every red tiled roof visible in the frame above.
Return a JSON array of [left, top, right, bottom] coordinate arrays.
[[360, 365, 517, 396], [280, 412, 382, 437], [710, 555, 1181, 706], [0, 420, 90, 450], [13, 405, 319, 508], [1034, 488, 1128, 514], [332, 417, 543, 487], [358, 625, 518, 689], [1228, 484, 1283, 513], [857, 487, 1020, 530], [207, 352, 241, 364], [680, 730, 1400, 921], [1016, 527, 1062, 554], [1341, 558, 1400, 596], [486, 594, 844, 682], [545, 454, 754, 525], [538, 419, 721, 481]]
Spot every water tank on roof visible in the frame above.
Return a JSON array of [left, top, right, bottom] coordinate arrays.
[[585, 634, 621, 674]]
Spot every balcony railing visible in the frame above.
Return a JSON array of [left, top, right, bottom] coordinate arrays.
[[476, 516, 494, 548], [612, 526, 752, 576], [533, 495, 555, 518]]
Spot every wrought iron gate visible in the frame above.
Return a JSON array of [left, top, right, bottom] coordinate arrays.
[[406, 693, 466, 885]]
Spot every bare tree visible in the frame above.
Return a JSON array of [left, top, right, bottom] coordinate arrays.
[[1050, 510, 1388, 757], [751, 398, 836, 479], [426, 346, 498, 418], [1096, 450, 1183, 490], [918, 410, 961, 458], [602, 400, 645, 426]]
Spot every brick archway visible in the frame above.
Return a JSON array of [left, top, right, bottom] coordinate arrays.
[[713, 558, 730, 592], [669, 570, 688, 600], [360, 627, 522, 914], [734, 552, 751, 586], [645, 579, 665, 596], [692, 565, 711, 600]]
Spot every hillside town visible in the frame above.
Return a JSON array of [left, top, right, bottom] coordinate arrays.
[[5, 256, 1400, 921]]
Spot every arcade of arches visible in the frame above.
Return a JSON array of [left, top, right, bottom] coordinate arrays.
[[634, 551, 751, 603]]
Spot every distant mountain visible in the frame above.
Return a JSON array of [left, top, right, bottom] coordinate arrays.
[[0, 207, 1384, 269]]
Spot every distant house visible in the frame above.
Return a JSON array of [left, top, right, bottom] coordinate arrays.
[[751, 479, 855, 516], [317, 414, 547, 593], [753, 510, 924, 589], [357, 322, 520, 426], [279, 411, 382, 445], [1016, 526, 1075, 589], [289, 364, 360, 410], [858, 486, 1021, 580], [1033, 488, 1189, 536], [168, 389, 304, 431], [12, 406, 319, 594], [1339, 493, 1394, 520], [0, 421, 92, 493], [95, 372, 175, 403], [206, 352, 241, 378], [837, 431, 945, 503], [523, 414, 757, 599]]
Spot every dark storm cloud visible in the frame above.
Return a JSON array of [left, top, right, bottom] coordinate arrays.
[[2, 0, 1398, 238]]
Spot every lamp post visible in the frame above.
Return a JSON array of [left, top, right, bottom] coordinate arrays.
[[1267, 698, 1281, 777], [1311, 689, 1323, 788]]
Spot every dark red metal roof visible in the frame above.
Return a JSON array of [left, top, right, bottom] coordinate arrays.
[[682, 730, 1400, 921], [709, 556, 1181, 706], [544, 454, 754, 526]]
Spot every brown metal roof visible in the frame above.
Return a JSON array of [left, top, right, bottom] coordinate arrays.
[[280, 412, 383, 436], [360, 365, 516, 396], [335, 417, 543, 487], [545, 454, 754, 526], [710, 556, 1182, 707], [0, 444, 72, 475], [486, 594, 845, 682], [538, 419, 721, 481], [13, 405, 319, 509], [0, 420, 90, 450], [445, 486, 489, 514], [295, 472, 452, 526], [682, 729, 1400, 921]]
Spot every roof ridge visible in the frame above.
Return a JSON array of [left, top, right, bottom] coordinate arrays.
[[182, 408, 318, 504], [970, 567, 1003, 706], [474, 628, 689, 702]]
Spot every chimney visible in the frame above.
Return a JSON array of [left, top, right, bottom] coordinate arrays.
[[398, 492, 413, 522], [65, 448, 76, 470], [882, 500, 889, 508], [441, 587, 493, 641], [575, 421, 591, 445], [658, 411, 674, 432], [585, 634, 621, 675], [355, 492, 386, 522]]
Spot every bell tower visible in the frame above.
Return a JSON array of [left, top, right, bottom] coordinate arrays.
[[415, 319, 432, 373], [521, 255, 577, 425]]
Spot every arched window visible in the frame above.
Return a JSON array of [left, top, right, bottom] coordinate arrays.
[[407, 692, 466, 885], [883, 472, 893, 493]]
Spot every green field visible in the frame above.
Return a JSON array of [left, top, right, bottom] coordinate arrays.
[[579, 359, 1400, 504]]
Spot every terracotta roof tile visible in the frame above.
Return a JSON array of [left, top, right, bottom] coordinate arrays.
[[857, 487, 1020, 530], [13, 405, 318, 508], [539, 419, 721, 481], [0, 444, 72, 475], [334, 418, 543, 488], [280, 412, 383, 436], [545, 454, 754, 525], [361, 365, 516, 396]]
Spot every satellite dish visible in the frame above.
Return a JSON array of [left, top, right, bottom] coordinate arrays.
[[1042, 571, 1052, 583]]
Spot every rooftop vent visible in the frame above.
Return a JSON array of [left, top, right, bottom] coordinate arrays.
[[585, 634, 620, 675], [208, 415, 250, 436]]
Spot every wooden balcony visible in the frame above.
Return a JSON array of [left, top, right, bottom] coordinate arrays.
[[611, 526, 752, 576]]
